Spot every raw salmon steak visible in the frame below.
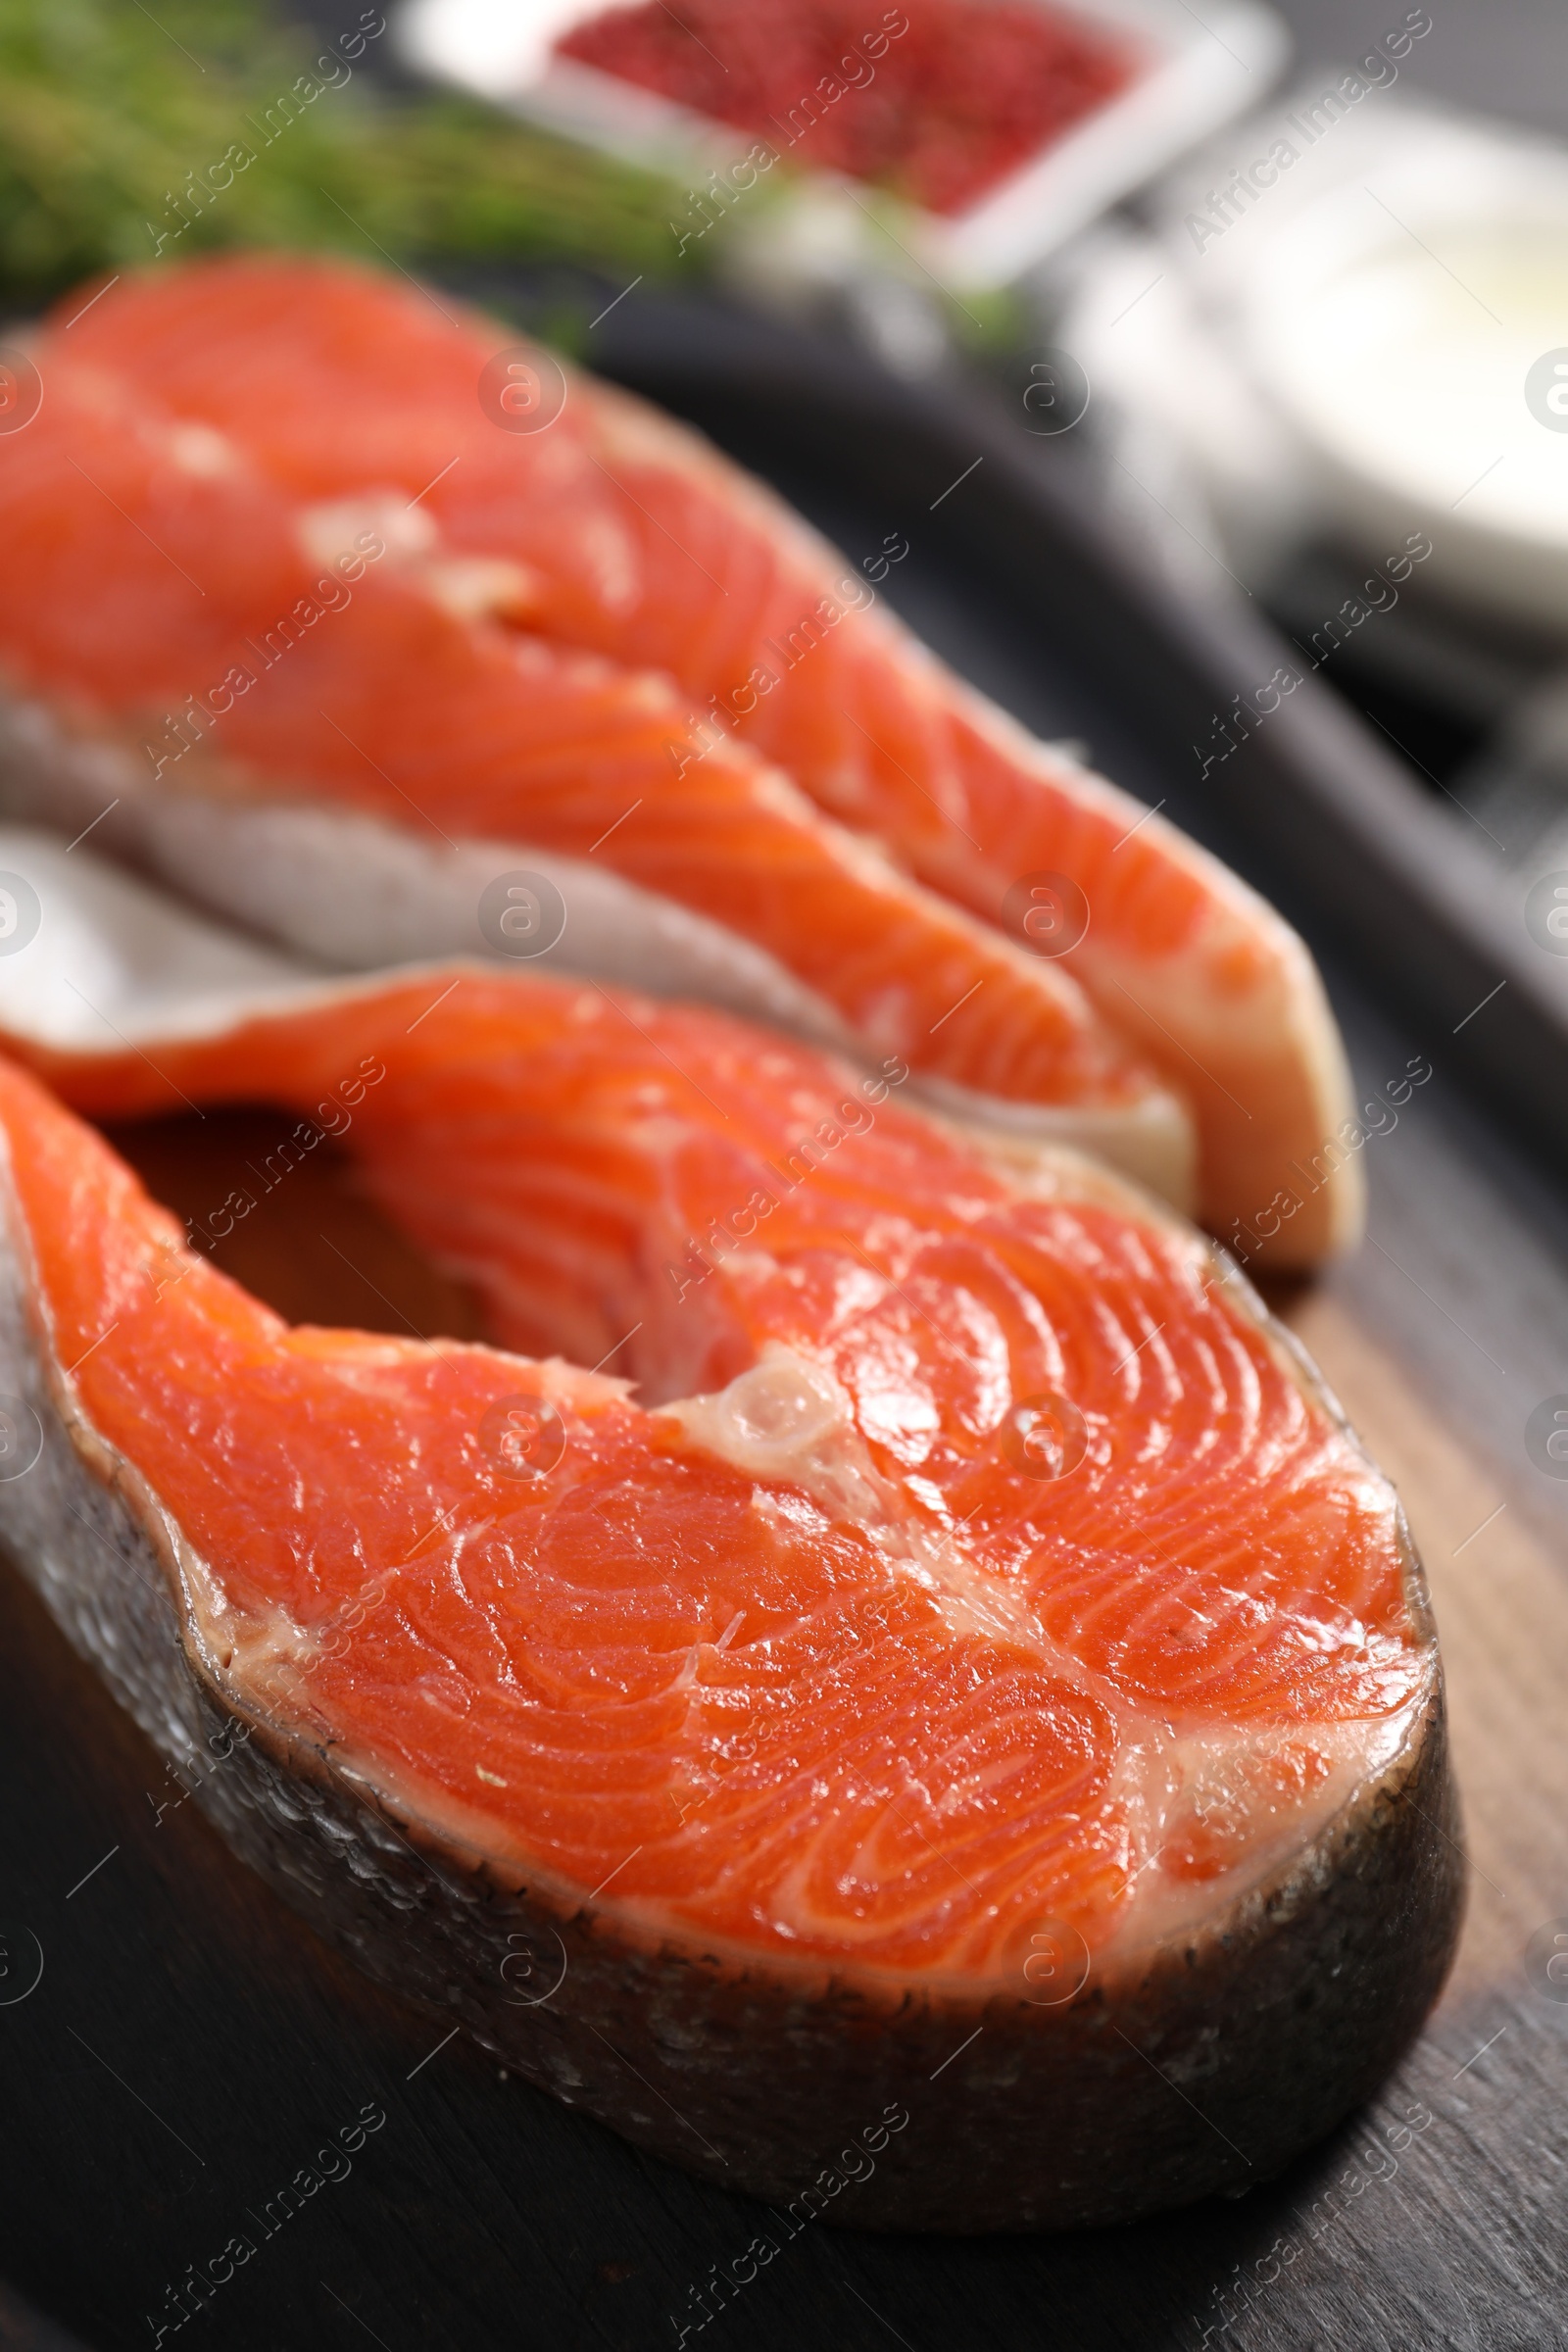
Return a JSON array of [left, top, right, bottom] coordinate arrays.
[[0, 255, 1360, 1257], [0, 834, 1457, 2229]]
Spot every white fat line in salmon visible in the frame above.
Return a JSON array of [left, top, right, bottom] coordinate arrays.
[[664, 7, 910, 255], [663, 1054, 909, 1303], [1192, 533, 1434, 781], [145, 1057, 387, 1292], [666, 534, 908, 777], [1222, 1053, 1432, 1265], [294, 1462, 506, 1678], [145, 10, 387, 256], [142, 532, 387, 783], [308, 1576, 393, 1665], [1188, 2098, 1437, 2348], [668, 2100, 911, 2342], [143, 2098, 388, 2344], [1182, 10, 1434, 255], [665, 1633, 791, 1828]]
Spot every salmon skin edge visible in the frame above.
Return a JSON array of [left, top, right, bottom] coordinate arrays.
[[0, 1139, 1463, 2230], [0, 687, 1200, 1217]]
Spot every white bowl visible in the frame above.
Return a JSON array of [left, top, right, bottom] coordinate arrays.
[[397, 0, 1289, 289], [1240, 127, 1568, 632]]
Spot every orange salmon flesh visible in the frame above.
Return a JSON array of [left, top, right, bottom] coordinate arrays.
[[0, 255, 1362, 1258], [0, 970, 1429, 1984]]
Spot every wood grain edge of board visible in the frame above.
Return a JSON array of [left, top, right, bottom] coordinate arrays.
[[1281, 1288, 1568, 2011]]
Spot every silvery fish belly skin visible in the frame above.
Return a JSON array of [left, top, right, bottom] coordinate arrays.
[[0, 251, 1373, 1259], [0, 686, 1198, 1213], [0, 1143, 1462, 2232]]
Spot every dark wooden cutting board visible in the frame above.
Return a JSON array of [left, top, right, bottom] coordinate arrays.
[[2, 293, 1566, 2352]]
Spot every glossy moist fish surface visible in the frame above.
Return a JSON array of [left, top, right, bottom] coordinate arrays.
[[0, 253, 1362, 1250], [0, 959, 1458, 2228], [0, 271, 1195, 1207]]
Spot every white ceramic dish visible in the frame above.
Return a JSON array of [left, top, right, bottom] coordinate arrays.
[[396, 0, 1288, 288], [1061, 93, 1568, 642], [1240, 127, 1568, 635]]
